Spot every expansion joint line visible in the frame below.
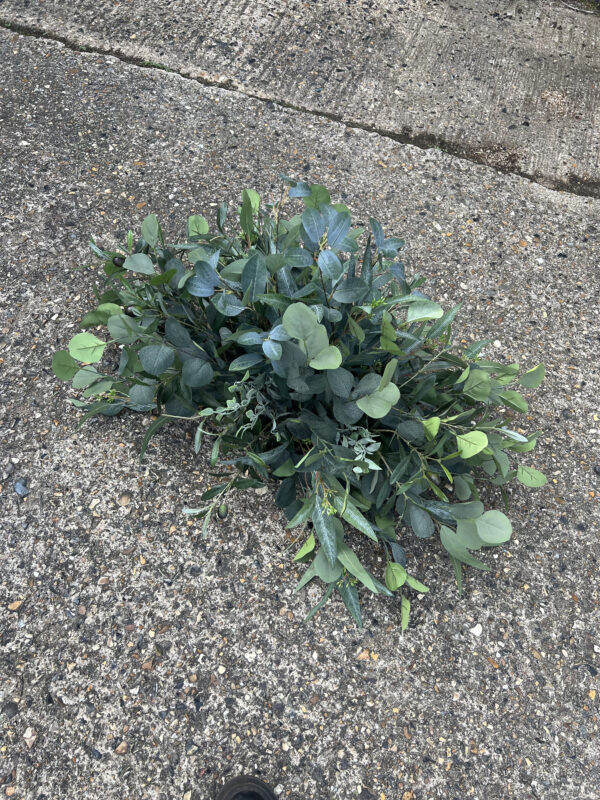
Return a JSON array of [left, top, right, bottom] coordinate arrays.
[[1, 16, 598, 199]]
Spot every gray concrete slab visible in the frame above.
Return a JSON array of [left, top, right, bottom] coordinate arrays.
[[1, 28, 600, 800], [1, 0, 599, 196]]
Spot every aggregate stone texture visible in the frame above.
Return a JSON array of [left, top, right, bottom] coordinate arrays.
[[0, 0, 599, 196], [1, 29, 599, 800]]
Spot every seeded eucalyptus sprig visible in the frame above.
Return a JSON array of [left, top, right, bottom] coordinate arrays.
[[52, 178, 546, 628]]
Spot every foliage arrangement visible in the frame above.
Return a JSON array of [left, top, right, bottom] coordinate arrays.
[[52, 179, 547, 628]]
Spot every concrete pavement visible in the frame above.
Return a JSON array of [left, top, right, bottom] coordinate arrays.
[[1, 19, 599, 800], [1, 0, 599, 195]]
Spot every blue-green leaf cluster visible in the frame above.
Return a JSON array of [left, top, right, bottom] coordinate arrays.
[[53, 181, 546, 629]]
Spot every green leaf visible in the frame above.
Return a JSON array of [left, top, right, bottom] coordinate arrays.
[[123, 253, 155, 275], [200, 484, 228, 501], [181, 359, 214, 388], [455, 431, 488, 459], [52, 350, 79, 380], [475, 510, 512, 544], [369, 217, 385, 249], [379, 358, 398, 391], [336, 541, 379, 593], [187, 262, 220, 297], [187, 214, 209, 238], [453, 475, 472, 500], [68, 332, 106, 363], [72, 366, 100, 389], [286, 495, 315, 528], [385, 562, 406, 591], [405, 575, 429, 593], [294, 533, 315, 561], [107, 314, 141, 344], [519, 363, 545, 389], [337, 581, 362, 627], [318, 250, 343, 281], [427, 304, 461, 339], [332, 277, 368, 304], [305, 184, 331, 207], [517, 465, 547, 488], [401, 594, 411, 631], [240, 190, 255, 236], [165, 318, 192, 348], [139, 345, 175, 376], [331, 495, 377, 541], [282, 302, 319, 339], [241, 254, 268, 302], [406, 502, 434, 538], [312, 548, 343, 583], [82, 380, 113, 400], [273, 459, 295, 478], [263, 340, 283, 361], [493, 449, 510, 478], [229, 353, 263, 371], [499, 427, 528, 443], [455, 519, 483, 549], [141, 214, 159, 246], [356, 383, 400, 419], [347, 316, 365, 343], [499, 390, 529, 413], [406, 300, 443, 323], [305, 325, 329, 360], [220, 258, 247, 281], [449, 555, 463, 593], [294, 557, 317, 591], [422, 416, 441, 439], [284, 248, 313, 268], [301, 208, 325, 246], [244, 189, 260, 213], [312, 502, 338, 567], [211, 293, 246, 317], [326, 367, 354, 398], [80, 311, 106, 328], [449, 501, 484, 520], [440, 525, 490, 570], [327, 210, 351, 251], [129, 382, 156, 407], [309, 346, 342, 371], [464, 369, 491, 401]]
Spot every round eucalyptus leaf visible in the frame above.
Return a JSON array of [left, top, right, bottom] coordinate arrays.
[[282, 303, 319, 340], [181, 359, 214, 388], [211, 292, 246, 317], [129, 382, 156, 407], [312, 549, 343, 583], [107, 314, 141, 345], [123, 253, 155, 275], [516, 465, 547, 487], [309, 346, 342, 371], [68, 332, 107, 363], [187, 262, 220, 297], [72, 366, 100, 389], [475, 510, 513, 544], [263, 340, 283, 361], [456, 431, 488, 459], [52, 351, 79, 380], [139, 345, 174, 376]]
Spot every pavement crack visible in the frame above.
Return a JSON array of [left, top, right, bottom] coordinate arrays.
[[1, 16, 598, 199]]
